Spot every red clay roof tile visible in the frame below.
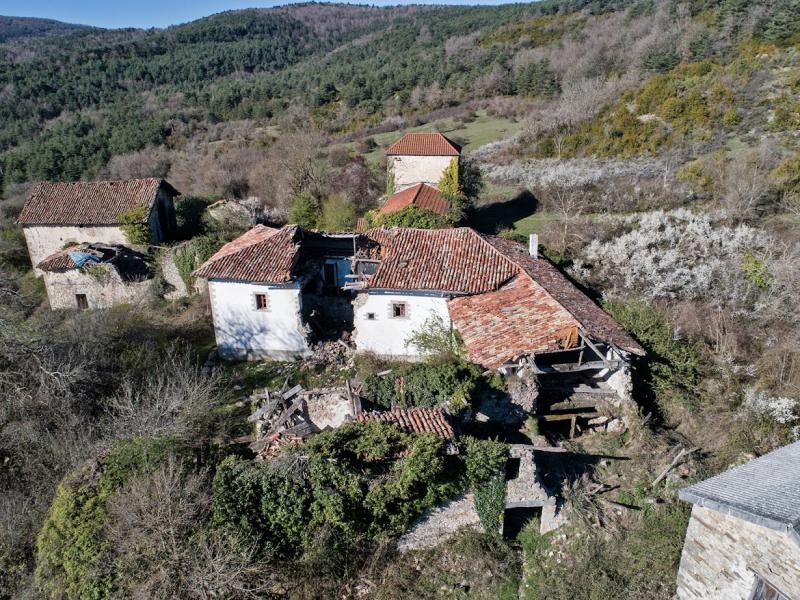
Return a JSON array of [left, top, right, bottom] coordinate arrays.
[[18, 178, 178, 226], [193, 225, 300, 283], [384, 132, 461, 156], [379, 184, 451, 216], [357, 408, 455, 441]]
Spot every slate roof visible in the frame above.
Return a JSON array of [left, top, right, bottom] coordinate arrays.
[[679, 441, 800, 546], [193, 225, 301, 284], [357, 408, 455, 441], [18, 178, 178, 226], [385, 132, 461, 156], [379, 183, 451, 216]]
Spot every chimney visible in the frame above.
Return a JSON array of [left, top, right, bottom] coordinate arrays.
[[528, 234, 538, 259]]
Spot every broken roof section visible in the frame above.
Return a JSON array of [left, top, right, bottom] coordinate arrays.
[[679, 441, 800, 546], [357, 407, 457, 452], [384, 132, 461, 156], [379, 183, 451, 217], [37, 243, 152, 281], [193, 224, 300, 284], [18, 178, 178, 226]]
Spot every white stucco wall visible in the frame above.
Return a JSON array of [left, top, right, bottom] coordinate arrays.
[[389, 155, 457, 191], [208, 279, 311, 360], [24, 225, 129, 274], [353, 291, 451, 359], [43, 266, 151, 310]]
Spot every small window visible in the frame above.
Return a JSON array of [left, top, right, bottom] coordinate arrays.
[[366, 312, 376, 320], [751, 577, 790, 600], [75, 294, 88, 310], [392, 302, 406, 318], [254, 293, 268, 311]]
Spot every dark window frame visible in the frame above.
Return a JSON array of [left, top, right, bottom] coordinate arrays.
[[254, 293, 269, 311], [391, 302, 407, 318], [75, 294, 88, 310]]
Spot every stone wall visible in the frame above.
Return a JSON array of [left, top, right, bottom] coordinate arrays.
[[676, 505, 800, 600], [389, 155, 456, 191], [43, 265, 152, 310], [24, 225, 129, 274], [396, 493, 482, 552]]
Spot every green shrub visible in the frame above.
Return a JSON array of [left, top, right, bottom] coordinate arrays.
[[35, 437, 183, 599], [211, 455, 311, 559], [373, 205, 451, 229], [288, 192, 320, 229], [363, 360, 482, 409], [212, 422, 462, 559], [173, 234, 224, 286], [741, 251, 771, 290], [515, 60, 560, 97], [604, 298, 705, 419], [462, 437, 508, 533], [642, 47, 681, 73], [318, 194, 356, 231], [118, 206, 151, 246]]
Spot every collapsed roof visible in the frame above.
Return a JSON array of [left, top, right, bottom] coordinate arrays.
[[37, 243, 152, 281], [18, 178, 179, 226]]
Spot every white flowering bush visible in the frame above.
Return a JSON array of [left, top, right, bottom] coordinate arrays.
[[577, 209, 765, 305], [739, 388, 800, 440]]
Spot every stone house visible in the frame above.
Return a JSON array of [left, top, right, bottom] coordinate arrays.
[[350, 227, 644, 383], [37, 243, 153, 310], [196, 224, 644, 392], [677, 441, 800, 600], [385, 132, 461, 193], [18, 178, 179, 273]]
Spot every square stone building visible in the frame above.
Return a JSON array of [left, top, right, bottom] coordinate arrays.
[[384, 132, 460, 192], [18, 178, 178, 273], [677, 441, 800, 600]]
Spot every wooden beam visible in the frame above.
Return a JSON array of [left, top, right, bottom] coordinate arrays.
[[578, 330, 609, 367], [537, 411, 598, 422]]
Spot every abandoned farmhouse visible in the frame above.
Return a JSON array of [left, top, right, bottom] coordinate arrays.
[[677, 441, 800, 600]]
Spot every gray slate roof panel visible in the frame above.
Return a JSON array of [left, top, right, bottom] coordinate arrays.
[[679, 441, 800, 543]]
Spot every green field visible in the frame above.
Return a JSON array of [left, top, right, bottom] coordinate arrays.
[[344, 110, 521, 167]]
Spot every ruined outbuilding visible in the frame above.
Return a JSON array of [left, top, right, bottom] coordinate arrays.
[[37, 243, 153, 310], [18, 178, 178, 273]]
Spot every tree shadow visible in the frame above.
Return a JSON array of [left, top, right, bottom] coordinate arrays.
[[468, 190, 539, 234]]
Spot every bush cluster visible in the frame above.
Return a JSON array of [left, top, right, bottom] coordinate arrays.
[[363, 359, 482, 409], [212, 421, 461, 559]]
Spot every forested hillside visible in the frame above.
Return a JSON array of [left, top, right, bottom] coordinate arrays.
[[2, 0, 800, 598]]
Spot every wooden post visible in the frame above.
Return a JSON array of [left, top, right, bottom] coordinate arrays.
[[570, 415, 577, 439]]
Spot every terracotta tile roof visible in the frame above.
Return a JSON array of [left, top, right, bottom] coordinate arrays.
[[363, 228, 518, 294], [482, 236, 644, 356], [379, 184, 451, 216], [385, 132, 461, 156], [361, 227, 644, 363], [18, 178, 178, 226], [204, 224, 280, 265], [449, 275, 584, 369], [357, 408, 455, 441], [193, 224, 301, 283], [37, 245, 84, 271]]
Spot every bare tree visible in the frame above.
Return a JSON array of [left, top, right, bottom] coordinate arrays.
[[547, 185, 586, 252], [104, 344, 222, 439]]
